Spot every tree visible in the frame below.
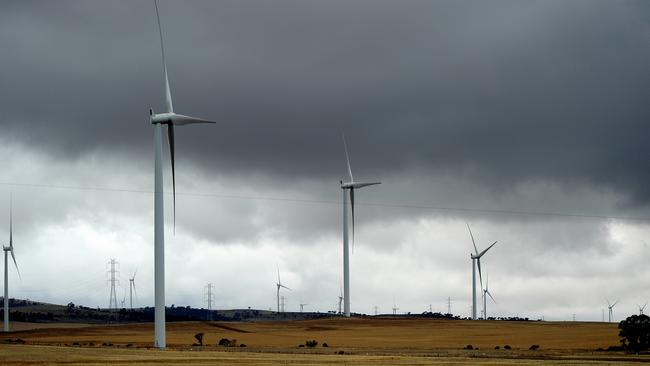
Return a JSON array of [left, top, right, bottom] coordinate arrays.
[[619, 314, 650, 353]]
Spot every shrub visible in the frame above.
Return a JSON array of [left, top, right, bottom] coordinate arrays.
[[619, 314, 650, 353], [194, 332, 204, 346], [464, 344, 473, 350], [4, 338, 25, 344], [494, 346, 500, 350], [504, 345, 512, 350], [338, 350, 345, 355], [240, 344, 247, 347], [529, 345, 540, 350], [322, 342, 329, 347], [217, 338, 237, 347], [607, 345, 624, 351], [305, 340, 318, 348], [72, 342, 80, 346], [299, 344, 305, 348]]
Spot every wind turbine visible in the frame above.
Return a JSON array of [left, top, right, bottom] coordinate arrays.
[[638, 302, 647, 315], [276, 265, 290, 313], [340, 133, 380, 317], [467, 224, 497, 320], [3, 196, 20, 333], [129, 269, 137, 310], [299, 303, 308, 313], [482, 272, 496, 320], [150, 0, 216, 348], [606, 299, 618, 323]]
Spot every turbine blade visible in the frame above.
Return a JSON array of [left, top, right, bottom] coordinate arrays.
[[10, 249, 20, 279], [350, 188, 355, 253], [478, 241, 498, 258], [166, 123, 176, 234], [133, 268, 138, 279], [282, 285, 292, 291], [342, 131, 354, 182], [154, 0, 173, 113], [487, 290, 496, 303], [467, 224, 479, 255], [9, 194, 12, 249], [350, 182, 381, 189], [612, 300, 618, 307], [170, 114, 217, 126]]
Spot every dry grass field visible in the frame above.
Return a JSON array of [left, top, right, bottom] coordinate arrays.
[[1, 317, 648, 365]]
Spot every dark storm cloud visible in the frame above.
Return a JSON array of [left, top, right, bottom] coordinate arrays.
[[1, 0, 649, 206]]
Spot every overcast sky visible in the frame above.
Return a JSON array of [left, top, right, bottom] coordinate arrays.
[[0, 0, 649, 321]]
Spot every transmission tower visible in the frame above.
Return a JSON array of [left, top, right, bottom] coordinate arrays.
[[204, 283, 215, 320], [106, 259, 120, 311]]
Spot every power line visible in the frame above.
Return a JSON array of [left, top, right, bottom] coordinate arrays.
[[0, 181, 648, 222]]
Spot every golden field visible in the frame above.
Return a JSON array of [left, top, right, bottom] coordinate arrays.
[[1, 317, 648, 365]]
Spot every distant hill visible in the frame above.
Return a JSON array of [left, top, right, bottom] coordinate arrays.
[[1, 298, 528, 323], [0, 298, 337, 323]]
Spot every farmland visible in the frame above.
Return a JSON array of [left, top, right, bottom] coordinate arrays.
[[2, 317, 647, 365]]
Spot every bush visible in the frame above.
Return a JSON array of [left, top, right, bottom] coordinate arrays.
[[529, 345, 540, 350], [3, 338, 25, 344], [619, 314, 650, 353], [240, 344, 247, 347], [337, 350, 345, 355], [464, 344, 473, 350], [194, 332, 204, 346], [218, 338, 237, 347], [504, 345, 512, 350], [322, 342, 329, 347], [607, 345, 624, 352], [305, 340, 318, 348], [494, 346, 500, 349], [298, 344, 305, 347]]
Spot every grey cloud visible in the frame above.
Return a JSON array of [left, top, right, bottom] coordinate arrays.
[[0, 0, 648, 208]]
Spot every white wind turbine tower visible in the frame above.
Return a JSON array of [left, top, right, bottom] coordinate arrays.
[[276, 265, 291, 313], [467, 224, 497, 320], [340, 133, 380, 317], [638, 302, 647, 315], [606, 299, 618, 323], [129, 269, 137, 310], [150, 0, 216, 348], [482, 272, 496, 320], [3, 197, 20, 333]]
